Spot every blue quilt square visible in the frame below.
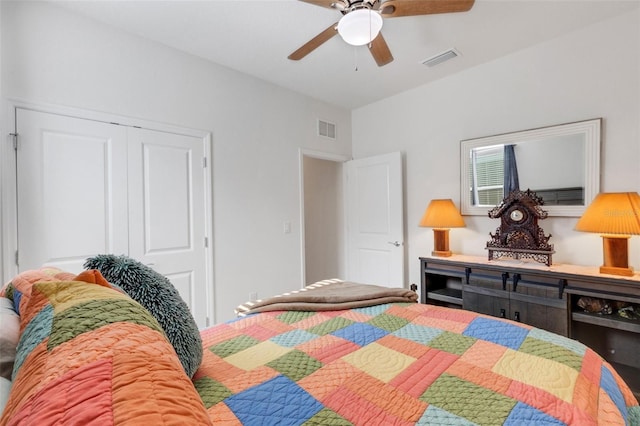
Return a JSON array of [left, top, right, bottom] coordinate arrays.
[[600, 365, 628, 420], [271, 329, 318, 348], [463, 317, 529, 350], [225, 375, 323, 425], [504, 402, 565, 425], [14, 304, 53, 376], [332, 322, 388, 346], [393, 323, 443, 345], [352, 303, 391, 317], [12, 289, 22, 314]]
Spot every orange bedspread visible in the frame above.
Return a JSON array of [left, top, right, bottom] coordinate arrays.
[[0, 268, 211, 426]]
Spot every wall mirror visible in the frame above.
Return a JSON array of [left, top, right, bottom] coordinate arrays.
[[460, 118, 601, 217]]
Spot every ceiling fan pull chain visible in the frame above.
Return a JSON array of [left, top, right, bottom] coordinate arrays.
[[354, 46, 359, 71]]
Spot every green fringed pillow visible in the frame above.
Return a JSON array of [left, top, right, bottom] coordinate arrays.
[[84, 254, 203, 378]]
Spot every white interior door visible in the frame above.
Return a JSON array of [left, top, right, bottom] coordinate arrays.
[[345, 152, 404, 287], [16, 108, 129, 272], [127, 127, 208, 328]]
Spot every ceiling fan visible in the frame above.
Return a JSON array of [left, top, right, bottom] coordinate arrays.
[[288, 0, 475, 67]]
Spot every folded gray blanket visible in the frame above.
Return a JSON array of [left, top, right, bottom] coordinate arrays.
[[235, 279, 418, 316]]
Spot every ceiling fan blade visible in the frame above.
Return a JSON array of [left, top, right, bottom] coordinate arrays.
[[369, 33, 393, 66], [299, 0, 341, 9], [288, 23, 339, 61], [379, 0, 474, 18]]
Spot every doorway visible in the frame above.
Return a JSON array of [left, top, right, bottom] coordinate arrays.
[[299, 150, 405, 288], [300, 150, 348, 285]]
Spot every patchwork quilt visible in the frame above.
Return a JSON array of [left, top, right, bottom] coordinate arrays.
[[194, 303, 640, 425], [2, 268, 639, 425]]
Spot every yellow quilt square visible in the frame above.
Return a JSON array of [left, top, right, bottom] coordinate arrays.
[[343, 343, 416, 383], [225, 340, 292, 371], [492, 348, 578, 402]]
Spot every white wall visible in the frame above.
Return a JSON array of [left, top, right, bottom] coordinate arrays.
[[0, 2, 4, 278], [0, 1, 352, 323], [352, 9, 640, 290]]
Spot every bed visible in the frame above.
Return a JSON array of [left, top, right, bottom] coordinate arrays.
[[1, 263, 639, 425]]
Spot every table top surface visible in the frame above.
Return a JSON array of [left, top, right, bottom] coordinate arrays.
[[420, 254, 640, 283]]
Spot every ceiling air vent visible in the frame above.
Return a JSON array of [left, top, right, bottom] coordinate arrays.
[[318, 119, 336, 140], [421, 48, 460, 68]]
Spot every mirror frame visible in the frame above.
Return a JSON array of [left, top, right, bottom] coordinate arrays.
[[460, 118, 601, 217]]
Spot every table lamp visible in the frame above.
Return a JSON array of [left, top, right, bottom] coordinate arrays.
[[575, 192, 640, 276], [419, 199, 466, 257]]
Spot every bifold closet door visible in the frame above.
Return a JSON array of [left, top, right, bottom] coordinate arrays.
[[16, 108, 129, 272], [16, 109, 209, 327], [126, 127, 208, 326]]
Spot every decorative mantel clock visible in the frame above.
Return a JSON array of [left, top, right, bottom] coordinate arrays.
[[486, 189, 555, 266]]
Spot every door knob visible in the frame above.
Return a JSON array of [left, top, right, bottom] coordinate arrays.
[[387, 241, 401, 247]]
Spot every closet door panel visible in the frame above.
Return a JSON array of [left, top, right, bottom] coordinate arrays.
[[16, 109, 129, 272], [127, 127, 207, 327], [143, 142, 191, 251]]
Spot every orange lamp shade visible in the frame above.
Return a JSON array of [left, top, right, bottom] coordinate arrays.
[[575, 192, 640, 276], [419, 199, 466, 229], [420, 199, 465, 257]]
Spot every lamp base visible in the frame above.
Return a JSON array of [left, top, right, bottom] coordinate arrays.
[[600, 235, 634, 276], [599, 265, 634, 277], [432, 229, 452, 257]]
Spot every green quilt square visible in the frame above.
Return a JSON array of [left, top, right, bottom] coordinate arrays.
[[210, 335, 260, 358], [368, 313, 409, 332], [267, 349, 323, 381], [303, 408, 353, 425], [428, 331, 476, 356], [421, 373, 517, 425], [193, 377, 233, 408], [519, 337, 583, 371], [307, 317, 353, 335], [49, 299, 162, 349], [278, 311, 317, 324]]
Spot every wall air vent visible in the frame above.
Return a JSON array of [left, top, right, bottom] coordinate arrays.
[[421, 48, 460, 68], [318, 119, 336, 140]]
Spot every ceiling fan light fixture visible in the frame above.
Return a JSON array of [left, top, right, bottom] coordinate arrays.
[[337, 9, 383, 46]]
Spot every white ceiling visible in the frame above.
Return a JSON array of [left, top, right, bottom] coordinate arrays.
[[49, 0, 639, 110]]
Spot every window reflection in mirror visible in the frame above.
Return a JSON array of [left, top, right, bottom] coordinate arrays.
[[461, 118, 601, 217], [469, 144, 504, 206], [468, 135, 585, 207]]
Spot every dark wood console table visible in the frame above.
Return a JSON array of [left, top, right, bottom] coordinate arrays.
[[419, 254, 640, 399]]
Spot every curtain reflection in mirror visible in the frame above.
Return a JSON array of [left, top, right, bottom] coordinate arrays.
[[504, 144, 519, 196]]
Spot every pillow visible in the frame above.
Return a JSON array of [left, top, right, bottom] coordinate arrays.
[[84, 254, 203, 377], [0, 298, 19, 381], [0, 278, 211, 425], [0, 377, 10, 418]]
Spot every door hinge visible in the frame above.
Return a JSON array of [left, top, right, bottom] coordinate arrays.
[[10, 133, 18, 150], [203, 157, 207, 168], [15, 250, 19, 266], [204, 236, 208, 248]]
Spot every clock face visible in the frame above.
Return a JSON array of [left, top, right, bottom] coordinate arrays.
[[510, 209, 525, 222]]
